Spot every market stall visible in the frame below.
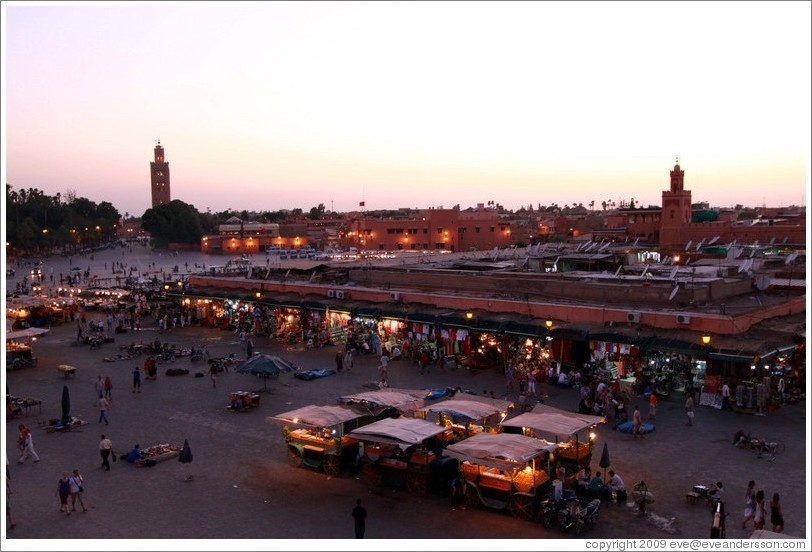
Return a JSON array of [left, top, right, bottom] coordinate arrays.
[[444, 432, 557, 520], [416, 395, 513, 443], [337, 388, 433, 417], [349, 417, 448, 496], [270, 404, 367, 476], [5, 327, 49, 369], [500, 404, 605, 473]]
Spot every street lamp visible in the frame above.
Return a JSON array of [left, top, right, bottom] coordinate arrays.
[[545, 318, 554, 330], [701, 334, 711, 345]]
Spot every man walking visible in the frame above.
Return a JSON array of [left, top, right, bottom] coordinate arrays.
[[98, 396, 110, 425], [99, 434, 114, 471], [352, 498, 367, 539], [132, 365, 142, 393]]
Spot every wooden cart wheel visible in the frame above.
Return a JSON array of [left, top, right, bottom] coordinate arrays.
[[362, 463, 382, 486], [287, 447, 302, 467], [462, 485, 480, 509], [322, 454, 341, 477], [406, 472, 428, 496], [509, 494, 535, 521]]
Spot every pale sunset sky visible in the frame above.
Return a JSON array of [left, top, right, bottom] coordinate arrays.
[[2, 1, 810, 218]]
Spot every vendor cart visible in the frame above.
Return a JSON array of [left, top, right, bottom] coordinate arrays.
[[270, 405, 367, 477], [444, 432, 556, 521], [349, 417, 447, 496], [416, 395, 513, 444], [500, 404, 605, 473]]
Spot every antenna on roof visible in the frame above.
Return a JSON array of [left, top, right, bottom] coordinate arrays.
[[668, 284, 680, 301]]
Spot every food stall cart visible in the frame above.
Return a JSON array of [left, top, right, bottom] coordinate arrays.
[[5, 327, 49, 369], [444, 432, 557, 521], [415, 395, 513, 444], [270, 404, 368, 477], [500, 404, 605, 474], [134, 443, 182, 466], [336, 388, 432, 417], [349, 417, 448, 496]]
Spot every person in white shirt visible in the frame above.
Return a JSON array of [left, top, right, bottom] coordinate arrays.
[[721, 382, 731, 410]]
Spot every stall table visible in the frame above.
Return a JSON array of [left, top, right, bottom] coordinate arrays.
[[7, 396, 43, 418], [227, 391, 261, 411], [135, 443, 181, 466], [57, 365, 77, 378]]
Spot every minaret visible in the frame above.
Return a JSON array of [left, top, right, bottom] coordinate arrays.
[[660, 157, 692, 248], [150, 141, 171, 208]]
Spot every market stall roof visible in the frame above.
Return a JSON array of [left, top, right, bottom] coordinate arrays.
[[337, 388, 430, 416], [444, 432, 557, 471], [269, 404, 364, 428], [348, 417, 446, 447], [501, 404, 605, 441], [419, 396, 513, 421], [6, 327, 51, 340]]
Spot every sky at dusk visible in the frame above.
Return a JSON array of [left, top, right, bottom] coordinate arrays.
[[2, 1, 810, 219]]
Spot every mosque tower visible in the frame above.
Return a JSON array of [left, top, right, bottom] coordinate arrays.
[[150, 141, 171, 208]]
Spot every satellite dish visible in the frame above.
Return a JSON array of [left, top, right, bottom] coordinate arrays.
[[641, 266, 649, 277], [707, 235, 720, 245], [685, 240, 693, 251], [733, 247, 743, 259], [599, 242, 610, 252], [769, 237, 776, 245], [668, 284, 680, 301], [737, 260, 747, 273], [695, 238, 705, 251], [669, 266, 679, 280], [614, 265, 623, 277]]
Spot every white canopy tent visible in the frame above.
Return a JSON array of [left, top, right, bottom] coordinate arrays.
[[337, 388, 429, 416], [269, 404, 365, 429], [348, 417, 447, 448], [444, 432, 557, 471], [5, 327, 51, 341], [500, 403, 605, 442], [419, 398, 511, 422]]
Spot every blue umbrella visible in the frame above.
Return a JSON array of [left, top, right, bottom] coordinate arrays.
[[235, 354, 296, 390]]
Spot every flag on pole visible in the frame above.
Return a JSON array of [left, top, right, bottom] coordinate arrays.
[[359, 201, 365, 207]]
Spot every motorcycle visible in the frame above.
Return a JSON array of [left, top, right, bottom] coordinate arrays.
[[190, 345, 208, 362], [539, 498, 567, 529], [573, 499, 601, 535], [556, 499, 581, 533]]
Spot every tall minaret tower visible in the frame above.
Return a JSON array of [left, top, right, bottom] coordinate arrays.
[[150, 141, 171, 208], [659, 157, 692, 248]]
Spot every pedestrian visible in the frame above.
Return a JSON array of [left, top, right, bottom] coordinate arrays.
[[450, 476, 465, 510], [68, 469, 88, 513], [351, 498, 367, 539], [132, 365, 141, 393], [721, 381, 731, 410], [769, 492, 784, 533], [98, 396, 110, 425], [246, 337, 254, 359], [344, 347, 354, 372], [99, 434, 114, 471], [504, 365, 515, 393], [378, 353, 389, 380], [335, 350, 344, 372], [210, 362, 217, 388], [57, 472, 72, 515], [633, 404, 644, 439], [527, 369, 537, 396], [17, 423, 40, 464], [648, 392, 657, 422], [685, 393, 695, 426], [742, 480, 756, 528], [753, 490, 766, 530], [94, 375, 104, 404], [103, 375, 113, 400]]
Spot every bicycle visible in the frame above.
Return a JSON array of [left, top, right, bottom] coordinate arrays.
[[753, 438, 785, 461]]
